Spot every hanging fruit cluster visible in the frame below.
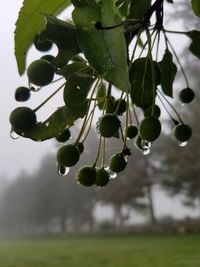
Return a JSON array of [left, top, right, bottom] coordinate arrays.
[[10, 0, 199, 186]]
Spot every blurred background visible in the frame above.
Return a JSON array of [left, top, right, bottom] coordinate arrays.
[[0, 0, 200, 239]]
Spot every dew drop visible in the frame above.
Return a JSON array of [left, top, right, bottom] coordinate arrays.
[[10, 129, 20, 140], [141, 140, 151, 150], [142, 149, 151, 155], [178, 141, 188, 147], [30, 86, 41, 92], [57, 164, 70, 176], [104, 165, 109, 171], [109, 171, 117, 179], [124, 155, 129, 163]]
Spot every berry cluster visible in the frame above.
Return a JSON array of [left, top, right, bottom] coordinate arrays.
[[10, 1, 196, 187]]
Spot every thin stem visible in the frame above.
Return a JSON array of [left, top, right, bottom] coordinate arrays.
[[157, 93, 178, 124], [129, 28, 143, 65], [102, 137, 106, 167], [93, 135, 102, 167], [33, 82, 66, 112], [156, 31, 161, 61], [75, 79, 100, 144], [132, 103, 140, 126], [81, 101, 98, 143], [113, 92, 124, 116], [165, 29, 187, 35], [158, 89, 184, 123], [123, 94, 130, 147], [146, 28, 156, 115]]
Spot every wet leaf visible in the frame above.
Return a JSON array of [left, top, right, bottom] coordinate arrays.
[[40, 15, 81, 68], [159, 49, 177, 97], [15, 0, 71, 75], [186, 30, 200, 59], [130, 57, 160, 109], [72, 0, 131, 92]]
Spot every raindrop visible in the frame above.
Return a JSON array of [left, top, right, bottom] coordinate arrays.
[[45, 122, 50, 127], [141, 139, 151, 150], [104, 165, 109, 171], [178, 141, 188, 147], [10, 129, 20, 140], [30, 86, 41, 92], [57, 164, 70, 176], [76, 86, 81, 90], [124, 155, 129, 163], [109, 171, 117, 179], [180, 102, 185, 107], [142, 149, 151, 155]]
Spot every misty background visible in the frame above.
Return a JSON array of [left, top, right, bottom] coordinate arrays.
[[0, 0, 200, 236]]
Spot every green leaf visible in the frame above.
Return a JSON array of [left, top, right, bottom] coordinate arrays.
[[57, 62, 95, 79], [130, 57, 160, 109], [129, 0, 151, 19], [159, 49, 177, 98], [116, 0, 131, 17], [63, 73, 95, 116], [15, 0, 71, 75], [72, 0, 131, 92], [15, 106, 78, 141], [186, 30, 200, 58], [191, 0, 200, 17], [40, 15, 81, 68]]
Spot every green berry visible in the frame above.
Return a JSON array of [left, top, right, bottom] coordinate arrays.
[[27, 59, 54, 86], [10, 107, 37, 131], [139, 115, 161, 142], [144, 105, 161, 118], [173, 124, 192, 142], [15, 87, 30, 102], [109, 153, 127, 173], [76, 142, 84, 154], [134, 135, 143, 151], [56, 144, 80, 167], [95, 167, 110, 187], [55, 129, 71, 143], [41, 55, 55, 63], [179, 88, 195, 103], [76, 165, 97, 186], [98, 114, 120, 138], [114, 99, 127, 115], [34, 35, 52, 52], [126, 125, 138, 139]]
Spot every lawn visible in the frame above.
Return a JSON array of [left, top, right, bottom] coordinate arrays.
[[0, 235, 200, 267]]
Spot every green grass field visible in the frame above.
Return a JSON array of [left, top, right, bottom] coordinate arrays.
[[0, 235, 200, 267]]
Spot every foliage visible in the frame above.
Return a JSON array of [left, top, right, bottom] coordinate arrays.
[[10, 0, 200, 186]]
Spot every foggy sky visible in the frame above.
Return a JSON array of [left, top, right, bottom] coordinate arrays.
[[0, 0, 198, 219]]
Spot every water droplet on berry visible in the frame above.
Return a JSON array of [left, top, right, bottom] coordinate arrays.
[[30, 86, 41, 92], [109, 171, 117, 179], [57, 164, 70, 176], [141, 139, 151, 150], [10, 129, 20, 139], [142, 149, 151, 155], [178, 141, 188, 147], [124, 155, 129, 162]]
